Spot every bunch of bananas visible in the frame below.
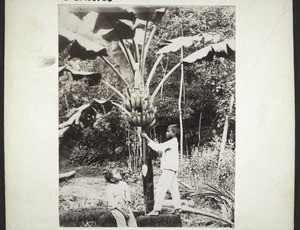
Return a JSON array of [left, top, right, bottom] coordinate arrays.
[[124, 89, 157, 127], [128, 106, 157, 127]]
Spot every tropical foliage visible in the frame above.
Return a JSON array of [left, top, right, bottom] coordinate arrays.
[[58, 5, 236, 225]]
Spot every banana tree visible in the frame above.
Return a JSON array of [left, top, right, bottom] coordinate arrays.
[[59, 6, 167, 212], [59, 6, 235, 212]]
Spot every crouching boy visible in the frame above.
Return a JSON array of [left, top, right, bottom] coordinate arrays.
[[105, 169, 137, 227]]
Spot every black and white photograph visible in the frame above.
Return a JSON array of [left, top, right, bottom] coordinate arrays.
[[5, 0, 294, 229], [58, 5, 235, 227]]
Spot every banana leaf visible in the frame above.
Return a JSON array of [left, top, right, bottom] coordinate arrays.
[[156, 33, 221, 54], [183, 38, 235, 63], [69, 6, 166, 42], [59, 29, 107, 59], [59, 99, 114, 132], [90, 98, 114, 114], [69, 6, 136, 42], [100, 20, 136, 42], [59, 66, 102, 86], [69, 6, 136, 24], [59, 104, 91, 129], [131, 7, 166, 23]]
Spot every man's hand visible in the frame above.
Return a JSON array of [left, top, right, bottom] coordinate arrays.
[[141, 132, 151, 141], [141, 132, 148, 138]]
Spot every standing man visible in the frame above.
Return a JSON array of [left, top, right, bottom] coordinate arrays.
[[141, 124, 181, 215]]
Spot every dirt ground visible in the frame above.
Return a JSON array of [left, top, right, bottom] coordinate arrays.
[[59, 165, 154, 212], [59, 165, 229, 227]]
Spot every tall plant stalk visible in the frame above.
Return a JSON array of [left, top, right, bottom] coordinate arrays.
[[145, 54, 164, 89], [150, 62, 181, 101], [179, 46, 184, 159], [217, 95, 234, 177], [139, 20, 149, 90], [198, 112, 203, 148], [64, 94, 69, 110], [100, 56, 129, 87]]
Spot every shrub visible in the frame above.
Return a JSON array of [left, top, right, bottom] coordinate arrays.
[[217, 139, 235, 191], [179, 137, 235, 193]]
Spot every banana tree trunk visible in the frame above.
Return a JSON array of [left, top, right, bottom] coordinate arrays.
[[127, 127, 132, 171], [142, 128, 154, 213]]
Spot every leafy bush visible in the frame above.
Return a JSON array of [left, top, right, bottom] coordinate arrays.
[[179, 137, 235, 193], [66, 108, 130, 166], [217, 139, 235, 191]]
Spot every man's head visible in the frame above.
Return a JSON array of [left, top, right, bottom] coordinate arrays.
[[104, 168, 122, 184], [166, 124, 180, 139]]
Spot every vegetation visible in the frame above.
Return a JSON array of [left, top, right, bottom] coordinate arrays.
[[59, 5, 235, 227]]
